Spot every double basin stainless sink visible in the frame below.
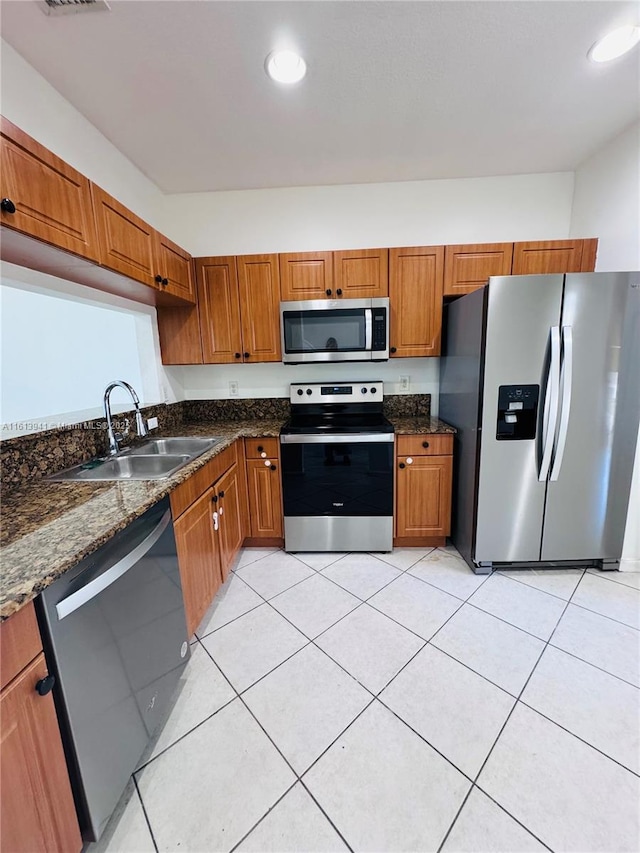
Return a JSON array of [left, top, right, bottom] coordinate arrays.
[[49, 437, 222, 481]]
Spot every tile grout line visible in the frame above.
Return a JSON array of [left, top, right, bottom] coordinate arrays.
[[568, 599, 640, 632], [226, 779, 299, 853], [546, 640, 640, 689], [585, 568, 640, 592], [436, 570, 588, 853], [132, 771, 160, 853], [494, 569, 584, 602], [297, 778, 356, 853]]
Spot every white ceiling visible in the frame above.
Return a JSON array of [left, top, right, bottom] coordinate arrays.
[[1, 0, 639, 193]]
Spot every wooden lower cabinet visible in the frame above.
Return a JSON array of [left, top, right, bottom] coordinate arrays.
[[0, 606, 82, 853], [245, 438, 283, 541], [216, 463, 245, 581], [395, 434, 453, 545], [173, 487, 222, 637]]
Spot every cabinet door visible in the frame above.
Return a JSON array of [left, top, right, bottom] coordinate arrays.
[[0, 118, 98, 261], [333, 248, 389, 298], [155, 232, 195, 303], [0, 654, 82, 853], [279, 251, 334, 300], [216, 463, 244, 581], [396, 455, 452, 538], [444, 243, 513, 296], [237, 254, 282, 362], [246, 458, 283, 538], [173, 488, 222, 636], [91, 184, 158, 289], [389, 246, 444, 357], [197, 256, 243, 364], [512, 239, 588, 275], [157, 304, 203, 364]]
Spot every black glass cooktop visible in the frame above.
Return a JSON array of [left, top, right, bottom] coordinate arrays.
[[282, 411, 394, 435]]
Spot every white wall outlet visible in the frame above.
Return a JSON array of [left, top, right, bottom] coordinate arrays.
[[399, 375, 410, 392], [229, 380, 239, 397], [147, 416, 159, 430]]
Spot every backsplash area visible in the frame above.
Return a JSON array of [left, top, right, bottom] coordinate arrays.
[[1, 394, 430, 490]]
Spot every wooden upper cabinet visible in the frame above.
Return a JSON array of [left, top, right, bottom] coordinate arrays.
[[389, 246, 444, 357], [155, 232, 195, 303], [444, 243, 513, 296], [197, 256, 243, 363], [333, 248, 389, 298], [0, 117, 98, 261], [91, 184, 157, 288], [237, 254, 282, 362], [512, 239, 598, 275], [173, 487, 222, 637], [279, 251, 334, 301]]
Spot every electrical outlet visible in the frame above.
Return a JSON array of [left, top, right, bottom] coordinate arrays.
[[399, 375, 410, 392], [147, 416, 159, 430], [229, 380, 239, 397]]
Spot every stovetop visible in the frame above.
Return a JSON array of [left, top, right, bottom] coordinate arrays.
[[281, 381, 394, 435]]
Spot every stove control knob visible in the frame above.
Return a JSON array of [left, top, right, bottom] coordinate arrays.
[[306, 388, 312, 395], [297, 389, 303, 396], [370, 387, 377, 394], [361, 387, 368, 394]]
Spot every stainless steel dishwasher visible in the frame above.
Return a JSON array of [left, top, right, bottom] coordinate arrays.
[[38, 497, 190, 842]]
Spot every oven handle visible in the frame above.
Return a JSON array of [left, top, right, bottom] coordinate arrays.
[[280, 433, 395, 444], [365, 308, 373, 350]]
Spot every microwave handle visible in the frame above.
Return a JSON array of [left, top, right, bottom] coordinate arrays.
[[365, 309, 373, 350]]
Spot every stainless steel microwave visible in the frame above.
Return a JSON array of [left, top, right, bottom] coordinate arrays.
[[280, 298, 390, 363]]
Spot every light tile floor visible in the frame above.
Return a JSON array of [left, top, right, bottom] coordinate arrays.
[[91, 545, 640, 853]]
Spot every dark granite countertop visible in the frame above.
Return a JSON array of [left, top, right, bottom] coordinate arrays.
[[388, 415, 456, 435], [0, 419, 284, 621], [0, 412, 455, 621]]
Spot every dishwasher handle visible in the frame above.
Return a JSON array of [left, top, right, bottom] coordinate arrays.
[[55, 509, 172, 621]]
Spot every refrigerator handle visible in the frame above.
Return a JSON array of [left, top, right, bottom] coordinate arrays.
[[538, 326, 561, 482], [550, 325, 573, 482]]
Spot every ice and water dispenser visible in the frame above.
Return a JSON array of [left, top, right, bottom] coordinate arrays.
[[496, 384, 539, 440]]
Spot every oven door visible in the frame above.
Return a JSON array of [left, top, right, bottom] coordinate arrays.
[[280, 433, 395, 551], [280, 299, 378, 363]]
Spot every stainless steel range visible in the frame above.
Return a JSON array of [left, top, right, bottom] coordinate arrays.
[[280, 381, 395, 552]]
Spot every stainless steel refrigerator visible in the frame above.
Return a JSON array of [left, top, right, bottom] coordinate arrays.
[[440, 272, 640, 574]]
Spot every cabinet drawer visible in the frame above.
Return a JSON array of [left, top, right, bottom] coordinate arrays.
[[170, 441, 238, 520], [396, 434, 453, 457], [0, 602, 42, 691], [245, 438, 279, 459]]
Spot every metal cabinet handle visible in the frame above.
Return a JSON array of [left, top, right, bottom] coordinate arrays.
[[1, 198, 16, 214], [326, 289, 332, 296], [422, 441, 430, 448], [270, 464, 276, 471], [257, 445, 264, 452], [55, 511, 171, 620], [155, 274, 163, 284], [162, 278, 168, 287], [390, 347, 397, 354], [235, 353, 241, 359], [336, 288, 342, 296], [218, 490, 225, 498], [244, 352, 250, 358], [399, 462, 406, 469]]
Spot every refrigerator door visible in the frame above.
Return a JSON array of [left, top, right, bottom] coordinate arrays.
[[475, 275, 564, 564], [541, 273, 640, 560]]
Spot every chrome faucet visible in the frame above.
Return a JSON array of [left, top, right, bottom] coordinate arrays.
[[103, 381, 148, 455]]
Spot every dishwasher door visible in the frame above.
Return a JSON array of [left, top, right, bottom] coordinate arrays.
[[38, 497, 190, 842]]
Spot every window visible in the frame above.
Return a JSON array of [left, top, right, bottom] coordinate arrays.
[[1, 276, 163, 436]]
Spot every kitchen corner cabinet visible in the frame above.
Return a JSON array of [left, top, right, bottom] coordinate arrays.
[[444, 243, 513, 296], [333, 248, 389, 298], [0, 603, 82, 853], [155, 232, 196, 302], [1, 117, 98, 262], [512, 239, 597, 275], [389, 246, 444, 357], [279, 251, 334, 300], [244, 439, 283, 543], [395, 434, 453, 545]]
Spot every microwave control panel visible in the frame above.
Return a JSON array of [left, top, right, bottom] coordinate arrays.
[[372, 309, 387, 351]]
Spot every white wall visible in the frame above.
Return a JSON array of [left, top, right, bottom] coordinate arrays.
[[569, 122, 640, 567], [0, 40, 166, 231], [158, 172, 575, 257], [570, 120, 640, 272]]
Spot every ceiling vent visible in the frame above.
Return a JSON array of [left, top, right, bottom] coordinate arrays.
[[38, 0, 110, 16]]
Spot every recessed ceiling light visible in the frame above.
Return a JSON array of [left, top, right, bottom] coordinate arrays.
[[588, 25, 640, 63], [265, 50, 307, 84]]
